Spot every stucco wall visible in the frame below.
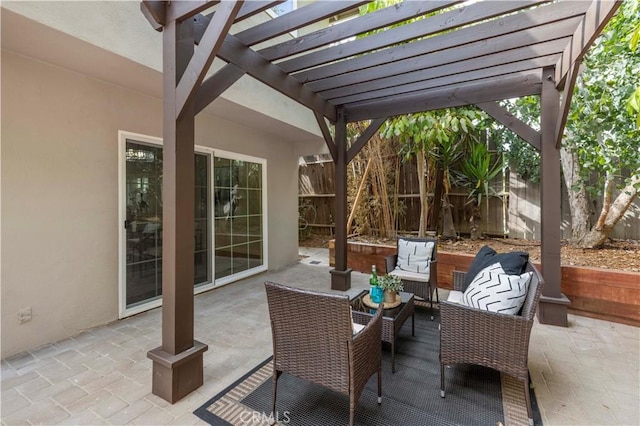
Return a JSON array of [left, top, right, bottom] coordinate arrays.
[[1, 50, 299, 358], [1, 1, 322, 138]]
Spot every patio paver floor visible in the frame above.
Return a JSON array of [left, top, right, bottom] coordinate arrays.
[[1, 247, 638, 425]]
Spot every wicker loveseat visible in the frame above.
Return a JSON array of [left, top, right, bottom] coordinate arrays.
[[439, 261, 544, 426], [385, 236, 438, 319], [265, 281, 383, 426]]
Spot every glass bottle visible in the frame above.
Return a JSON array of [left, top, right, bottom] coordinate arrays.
[[369, 265, 383, 303]]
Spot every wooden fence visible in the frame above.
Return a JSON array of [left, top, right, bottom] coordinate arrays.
[[509, 174, 640, 240], [300, 158, 640, 240], [299, 157, 507, 236]]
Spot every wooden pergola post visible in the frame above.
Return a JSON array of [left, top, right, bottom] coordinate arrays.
[[146, 16, 209, 403], [330, 108, 352, 290], [538, 66, 570, 326]]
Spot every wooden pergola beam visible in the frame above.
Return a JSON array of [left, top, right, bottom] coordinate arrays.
[[195, 63, 246, 115], [314, 33, 568, 96], [141, 0, 166, 27], [330, 56, 558, 106], [166, 1, 218, 23], [313, 111, 337, 162], [175, 1, 242, 119], [259, 0, 462, 61], [293, 1, 585, 83], [477, 102, 541, 151], [555, 60, 582, 148], [554, 0, 622, 89], [346, 118, 387, 164], [217, 34, 336, 122], [282, 0, 551, 74], [235, 0, 369, 46], [346, 72, 542, 122]]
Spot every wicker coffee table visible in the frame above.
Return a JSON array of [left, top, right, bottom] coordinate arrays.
[[351, 291, 415, 373]]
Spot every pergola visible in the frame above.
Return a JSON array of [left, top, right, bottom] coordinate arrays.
[[140, 0, 621, 403]]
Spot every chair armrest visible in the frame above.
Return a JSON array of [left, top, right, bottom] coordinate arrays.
[[430, 259, 438, 287], [350, 307, 383, 377], [440, 300, 533, 378], [385, 255, 398, 274], [452, 270, 467, 292]]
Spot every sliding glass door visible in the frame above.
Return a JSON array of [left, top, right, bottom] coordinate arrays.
[[213, 156, 264, 281], [123, 140, 211, 309], [119, 133, 267, 317]]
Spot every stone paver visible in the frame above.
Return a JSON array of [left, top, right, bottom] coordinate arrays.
[[1, 250, 638, 425]]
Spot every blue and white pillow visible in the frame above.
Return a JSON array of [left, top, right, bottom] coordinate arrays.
[[397, 239, 434, 273], [462, 262, 532, 315]]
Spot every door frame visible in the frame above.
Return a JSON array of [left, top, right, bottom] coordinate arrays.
[[118, 131, 268, 318]]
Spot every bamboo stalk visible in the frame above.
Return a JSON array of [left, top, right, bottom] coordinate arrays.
[[347, 157, 373, 233]]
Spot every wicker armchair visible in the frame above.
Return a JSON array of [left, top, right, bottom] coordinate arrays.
[[385, 237, 439, 319], [264, 281, 383, 426], [439, 261, 544, 426]]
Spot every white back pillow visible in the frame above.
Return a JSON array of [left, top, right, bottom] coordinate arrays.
[[397, 239, 434, 273]]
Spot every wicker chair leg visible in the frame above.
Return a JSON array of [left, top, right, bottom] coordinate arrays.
[[429, 284, 434, 320], [440, 364, 446, 398], [271, 370, 280, 416], [524, 377, 533, 426], [349, 400, 355, 426], [377, 369, 382, 404]]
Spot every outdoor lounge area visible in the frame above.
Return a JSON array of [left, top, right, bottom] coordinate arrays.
[[2, 249, 638, 425], [2, 0, 639, 425]]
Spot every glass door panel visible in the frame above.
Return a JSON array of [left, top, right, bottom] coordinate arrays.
[[214, 156, 263, 279], [125, 142, 163, 307], [124, 140, 210, 309]]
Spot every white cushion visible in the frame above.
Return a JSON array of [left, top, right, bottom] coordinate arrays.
[[352, 322, 365, 335], [462, 267, 533, 315], [397, 239, 434, 273], [389, 267, 430, 282], [447, 290, 464, 304]]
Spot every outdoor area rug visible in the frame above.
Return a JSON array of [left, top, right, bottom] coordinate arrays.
[[194, 309, 542, 426]]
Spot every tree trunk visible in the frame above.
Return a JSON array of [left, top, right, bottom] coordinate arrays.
[[560, 146, 592, 242], [469, 203, 482, 240], [441, 194, 456, 238], [577, 175, 639, 248], [416, 153, 428, 237]]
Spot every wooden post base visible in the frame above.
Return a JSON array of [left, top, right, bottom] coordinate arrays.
[[537, 294, 571, 327], [330, 268, 352, 291], [147, 340, 208, 403]]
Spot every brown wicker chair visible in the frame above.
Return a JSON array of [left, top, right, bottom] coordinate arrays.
[[265, 281, 383, 426], [385, 237, 439, 319], [439, 261, 544, 426]]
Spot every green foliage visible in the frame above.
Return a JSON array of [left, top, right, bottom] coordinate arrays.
[[378, 274, 403, 292], [490, 97, 541, 183], [381, 108, 484, 162], [566, 0, 640, 196], [455, 142, 503, 206], [498, 1, 640, 194]]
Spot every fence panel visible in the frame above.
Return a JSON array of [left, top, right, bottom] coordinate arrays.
[[299, 158, 508, 237]]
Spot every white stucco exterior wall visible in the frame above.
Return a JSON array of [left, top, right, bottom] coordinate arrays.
[[1, 0, 322, 138], [0, 49, 300, 358]]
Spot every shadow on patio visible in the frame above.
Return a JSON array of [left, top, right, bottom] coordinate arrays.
[[2, 248, 638, 425]]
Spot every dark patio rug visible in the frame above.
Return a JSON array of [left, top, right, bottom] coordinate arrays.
[[194, 309, 542, 426]]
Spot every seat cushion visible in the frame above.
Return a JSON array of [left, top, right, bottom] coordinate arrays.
[[397, 239, 434, 273], [462, 266, 533, 315], [389, 267, 430, 283], [463, 246, 529, 289], [446, 290, 464, 304]]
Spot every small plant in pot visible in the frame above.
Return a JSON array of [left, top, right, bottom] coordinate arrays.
[[378, 274, 404, 303]]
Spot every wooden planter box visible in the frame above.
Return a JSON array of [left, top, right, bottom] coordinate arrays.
[[329, 240, 640, 326]]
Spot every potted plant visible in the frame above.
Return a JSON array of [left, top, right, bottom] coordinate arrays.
[[378, 274, 404, 303]]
